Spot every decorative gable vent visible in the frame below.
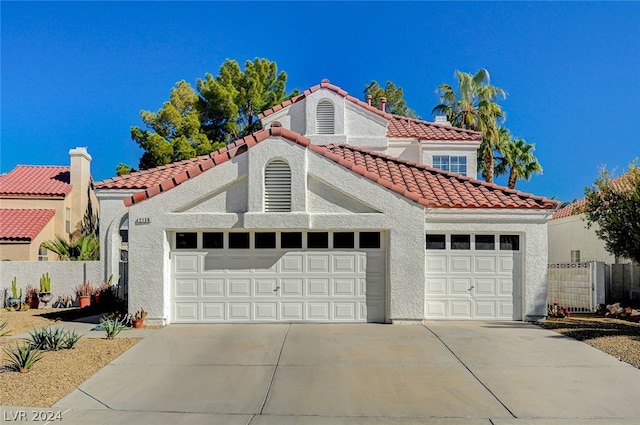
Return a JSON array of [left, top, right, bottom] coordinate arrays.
[[316, 100, 335, 134], [264, 159, 292, 212]]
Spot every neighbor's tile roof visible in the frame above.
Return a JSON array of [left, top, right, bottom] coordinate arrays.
[[96, 124, 557, 210], [0, 209, 56, 241], [552, 198, 587, 219], [259, 80, 482, 142], [552, 171, 637, 219], [0, 166, 72, 196]]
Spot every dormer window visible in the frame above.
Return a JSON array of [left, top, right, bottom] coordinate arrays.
[[433, 155, 467, 175], [264, 159, 291, 212], [316, 99, 335, 134]]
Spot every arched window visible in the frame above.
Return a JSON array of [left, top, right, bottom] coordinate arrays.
[[264, 159, 292, 212], [316, 99, 335, 134]]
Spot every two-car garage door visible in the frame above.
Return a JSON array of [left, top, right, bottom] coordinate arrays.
[[171, 231, 385, 323]]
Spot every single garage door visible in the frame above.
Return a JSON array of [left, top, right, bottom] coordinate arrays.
[[171, 231, 385, 323], [424, 233, 522, 320]]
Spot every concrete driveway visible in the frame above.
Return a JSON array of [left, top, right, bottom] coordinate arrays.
[[27, 322, 640, 424]]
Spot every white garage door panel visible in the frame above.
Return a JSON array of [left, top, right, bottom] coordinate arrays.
[[450, 301, 472, 318], [175, 255, 199, 273], [203, 302, 224, 320], [425, 301, 447, 317], [175, 278, 198, 297], [172, 249, 384, 323], [425, 244, 522, 320]]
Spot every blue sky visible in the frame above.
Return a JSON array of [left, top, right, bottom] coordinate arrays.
[[2, 1, 639, 203]]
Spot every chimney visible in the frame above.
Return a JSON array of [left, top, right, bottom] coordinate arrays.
[[434, 115, 451, 126], [366, 94, 372, 106], [69, 147, 92, 236], [380, 97, 387, 113]]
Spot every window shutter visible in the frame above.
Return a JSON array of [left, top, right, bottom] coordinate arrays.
[[265, 159, 292, 212], [316, 100, 334, 134]]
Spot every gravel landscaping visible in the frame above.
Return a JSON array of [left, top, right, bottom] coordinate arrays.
[[537, 314, 640, 369], [0, 308, 140, 407]]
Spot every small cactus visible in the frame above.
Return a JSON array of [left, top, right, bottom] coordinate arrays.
[[10, 277, 21, 299], [39, 273, 51, 293]]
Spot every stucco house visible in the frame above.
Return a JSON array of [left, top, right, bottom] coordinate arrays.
[[96, 80, 558, 325], [0, 147, 97, 261], [548, 171, 635, 265]]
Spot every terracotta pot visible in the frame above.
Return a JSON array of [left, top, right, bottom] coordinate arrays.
[[94, 293, 101, 305], [131, 319, 144, 329], [78, 295, 91, 308]]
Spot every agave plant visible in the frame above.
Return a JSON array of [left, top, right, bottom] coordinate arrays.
[[28, 327, 72, 351], [0, 319, 10, 337], [3, 343, 43, 373], [63, 330, 83, 349], [101, 317, 127, 339]]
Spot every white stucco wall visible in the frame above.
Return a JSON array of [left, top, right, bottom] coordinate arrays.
[[121, 135, 427, 324], [261, 100, 306, 135], [344, 102, 388, 147], [548, 214, 628, 264], [425, 209, 552, 321], [1, 261, 102, 306], [384, 142, 421, 164], [304, 90, 347, 145], [420, 142, 479, 178], [97, 189, 136, 286]]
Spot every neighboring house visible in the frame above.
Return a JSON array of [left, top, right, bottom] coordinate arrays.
[[96, 81, 558, 325], [0, 147, 98, 261], [548, 172, 634, 265]]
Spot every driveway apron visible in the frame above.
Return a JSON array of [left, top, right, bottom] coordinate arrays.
[[46, 321, 640, 424]]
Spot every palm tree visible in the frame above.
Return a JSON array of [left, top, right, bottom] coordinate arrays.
[[41, 234, 99, 261], [432, 69, 506, 183], [494, 132, 543, 189]]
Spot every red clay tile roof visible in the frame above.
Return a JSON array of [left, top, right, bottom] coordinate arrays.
[[0, 166, 72, 196], [552, 170, 637, 219], [96, 125, 557, 210], [259, 80, 482, 142], [0, 209, 56, 241], [387, 116, 481, 142], [552, 198, 587, 219]]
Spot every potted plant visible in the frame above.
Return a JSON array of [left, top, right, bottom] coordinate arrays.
[[93, 275, 114, 306], [131, 308, 147, 328], [74, 283, 93, 308], [25, 284, 39, 309], [7, 277, 22, 307], [38, 273, 53, 307]]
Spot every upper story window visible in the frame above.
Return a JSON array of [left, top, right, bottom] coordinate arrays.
[[38, 246, 49, 261], [571, 250, 581, 263], [264, 159, 291, 212], [316, 99, 335, 134], [433, 156, 467, 175]]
